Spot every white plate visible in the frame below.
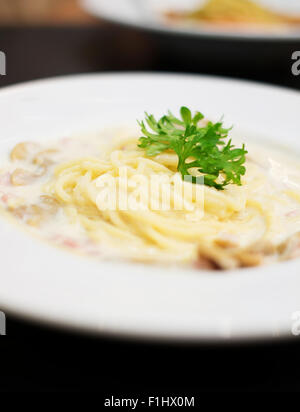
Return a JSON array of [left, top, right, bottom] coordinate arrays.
[[81, 0, 300, 40], [1, 72, 300, 341]]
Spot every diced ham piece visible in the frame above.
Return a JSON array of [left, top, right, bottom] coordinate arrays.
[[62, 238, 78, 249]]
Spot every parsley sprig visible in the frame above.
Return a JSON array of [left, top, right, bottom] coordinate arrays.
[[138, 107, 247, 190]]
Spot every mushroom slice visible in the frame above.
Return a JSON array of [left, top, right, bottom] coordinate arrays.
[[11, 169, 36, 186], [197, 238, 275, 270], [234, 250, 264, 268], [198, 242, 239, 270], [33, 149, 57, 167], [10, 142, 38, 161]]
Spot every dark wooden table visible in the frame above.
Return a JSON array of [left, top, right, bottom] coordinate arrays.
[[0, 24, 300, 393]]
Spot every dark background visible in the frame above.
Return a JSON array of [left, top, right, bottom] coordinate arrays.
[[0, 23, 300, 393]]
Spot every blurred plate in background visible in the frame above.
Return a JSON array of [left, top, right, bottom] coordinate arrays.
[[81, 0, 300, 40], [81, 0, 300, 74]]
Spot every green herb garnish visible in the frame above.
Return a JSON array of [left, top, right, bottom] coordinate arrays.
[[138, 106, 247, 190]]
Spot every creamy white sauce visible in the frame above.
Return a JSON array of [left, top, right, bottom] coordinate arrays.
[[1, 130, 300, 268]]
